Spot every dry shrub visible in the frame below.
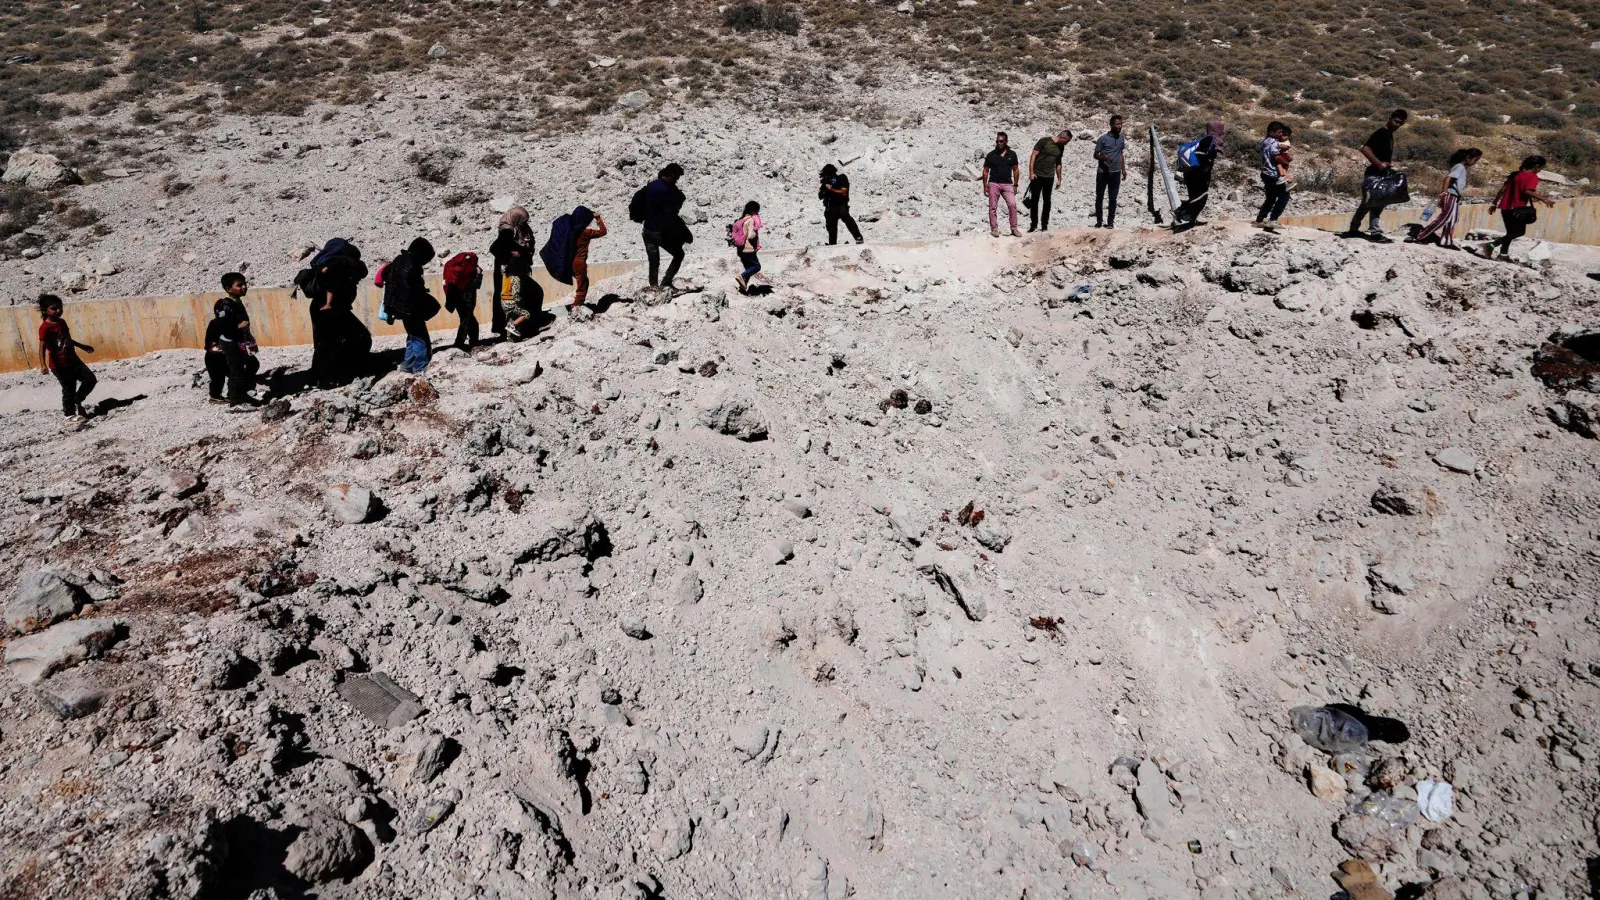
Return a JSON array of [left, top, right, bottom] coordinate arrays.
[[723, 2, 802, 35]]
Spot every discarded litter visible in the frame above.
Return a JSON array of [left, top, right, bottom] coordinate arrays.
[[337, 672, 425, 729], [1290, 705, 1369, 754], [1350, 792, 1420, 829], [1186, 839, 1202, 854], [1416, 779, 1453, 822], [1067, 284, 1092, 303]]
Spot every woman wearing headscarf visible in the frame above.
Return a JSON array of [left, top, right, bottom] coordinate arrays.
[[1406, 147, 1481, 250], [1175, 119, 1225, 226], [489, 206, 541, 339]]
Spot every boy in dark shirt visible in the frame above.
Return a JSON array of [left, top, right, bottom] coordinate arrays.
[[206, 272, 260, 407], [36, 293, 97, 423]]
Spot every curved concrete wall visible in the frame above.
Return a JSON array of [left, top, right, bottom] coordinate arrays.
[[1279, 196, 1600, 245], [0, 260, 642, 374]]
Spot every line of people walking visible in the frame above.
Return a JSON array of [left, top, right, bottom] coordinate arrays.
[[33, 117, 1567, 423]]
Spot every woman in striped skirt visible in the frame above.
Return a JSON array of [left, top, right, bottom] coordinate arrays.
[[1407, 147, 1481, 249]]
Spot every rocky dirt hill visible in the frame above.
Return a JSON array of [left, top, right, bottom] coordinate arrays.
[[1, 221, 1597, 899]]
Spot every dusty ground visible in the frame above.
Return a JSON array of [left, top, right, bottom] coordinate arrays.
[[0, 217, 1597, 899]]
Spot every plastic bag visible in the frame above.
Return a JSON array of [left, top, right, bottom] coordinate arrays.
[[1290, 705, 1369, 754], [1417, 779, 1453, 822], [1366, 171, 1410, 206]]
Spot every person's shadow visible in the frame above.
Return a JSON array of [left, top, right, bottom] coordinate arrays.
[[90, 394, 147, 418], [592, 292, 628, 315], [743, 285, 775, 297]]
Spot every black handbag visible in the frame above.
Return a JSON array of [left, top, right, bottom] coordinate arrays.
[[1502, 205, 1537, 227], [1366, 171, 1410, 206]]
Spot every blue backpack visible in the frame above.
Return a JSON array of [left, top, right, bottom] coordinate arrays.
[[1177, 136, 1205, 170]]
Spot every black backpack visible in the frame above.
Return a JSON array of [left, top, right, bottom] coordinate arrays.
[[628, 186, 648, 224]]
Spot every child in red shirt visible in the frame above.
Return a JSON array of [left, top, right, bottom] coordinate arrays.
[[37, 294, 97, 422], [572, 210, 607, 311]]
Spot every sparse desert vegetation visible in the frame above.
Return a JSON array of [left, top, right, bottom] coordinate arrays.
[[1, 0, 1594, 187]]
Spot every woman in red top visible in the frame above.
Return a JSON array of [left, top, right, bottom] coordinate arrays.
[[36, 294, 97, 422], [1486, 155, 1556, 258]]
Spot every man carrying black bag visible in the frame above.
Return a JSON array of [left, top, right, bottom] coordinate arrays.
[[1342, 109, 1408, 243]]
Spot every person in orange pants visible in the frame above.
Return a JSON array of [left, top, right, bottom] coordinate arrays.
[[571, 210, 607, 310]]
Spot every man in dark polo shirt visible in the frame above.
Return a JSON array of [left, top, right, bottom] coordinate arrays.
[[982, 131, 1022, 238], [1343, 109, 1408, 241]]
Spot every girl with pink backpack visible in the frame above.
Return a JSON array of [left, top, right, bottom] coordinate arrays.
[[730, 201, 762, 294]]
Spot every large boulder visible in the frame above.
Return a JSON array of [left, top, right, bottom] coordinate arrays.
[[1, 150, 80, 189], [6, 569, 88, 634]]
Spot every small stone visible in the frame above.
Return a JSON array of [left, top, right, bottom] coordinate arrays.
[[163, 471, 204, 499], [674, 568, 703, 605], [763, 539, 795, 566], [616, 89, 651, 110], [35, 672, 108, 720], [323, 483, 377, 524], [426, 43, 449, 58], [619, 617, 651, 640], [401, 731, 455, 785], [699, 393, 769, 441], [1133, 761, 1171, 825], [781, 496, 812, 519], [1307, 762, 1347, 800], [730, 724, 770, 760], [652, 814, 693, 860], [1432, 447, 1477, 474], [1064, 837, 1097, 868]]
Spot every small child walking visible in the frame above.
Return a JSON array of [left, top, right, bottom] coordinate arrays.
[[442, 251, 483, 349], [732, 201, 763, 294], [571, 210, 607, 311], [206, 272, 261, 407], [37, 294, 97, 422]]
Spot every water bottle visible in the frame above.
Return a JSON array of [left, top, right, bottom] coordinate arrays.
[[1290, 705, 1369, 754], [1421, 206, 1434, 225]]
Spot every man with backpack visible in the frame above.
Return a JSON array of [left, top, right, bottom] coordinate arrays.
[[1174, 120, 1224, 226], [442, 252, 482, 350], [296, 238, 371, 388], [206, 272, 261, 407], [381, 238, 440, 375], [1025, 130, 1072, 233], [1342, 109, 1408, 242], [632, 164, 688, 291]]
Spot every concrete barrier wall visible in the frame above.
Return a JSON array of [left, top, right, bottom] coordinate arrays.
[[1279, 196, 1600, 245], [0, 260, 643, 374]]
